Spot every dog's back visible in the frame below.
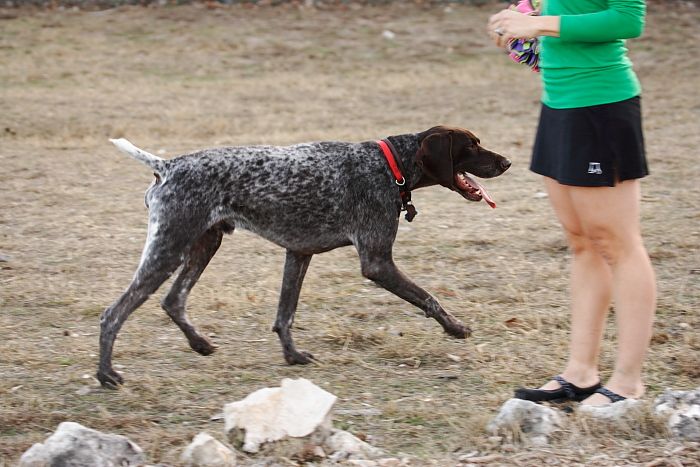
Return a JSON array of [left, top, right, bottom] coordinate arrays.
[[113, 139, 400, 253]]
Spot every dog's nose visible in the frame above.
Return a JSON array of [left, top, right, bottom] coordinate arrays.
[[501, 159, 512, 171]]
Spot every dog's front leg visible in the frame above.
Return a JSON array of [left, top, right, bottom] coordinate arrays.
[[272, 250, 315, 364], [357, 245, 471, 339]]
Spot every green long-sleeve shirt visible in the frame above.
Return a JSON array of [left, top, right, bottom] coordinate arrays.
[[540, 0, 646, 109]]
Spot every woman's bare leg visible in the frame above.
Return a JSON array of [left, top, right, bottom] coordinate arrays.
[[539, 177, 612, 391], [567, 180, 656, 404]]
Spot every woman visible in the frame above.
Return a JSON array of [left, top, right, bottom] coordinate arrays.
[[487, 0, 656, 406]]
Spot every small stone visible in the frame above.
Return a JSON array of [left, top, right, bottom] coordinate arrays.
[[325, 428, 384, 461], [312, 444, 326, 458], [295, 443, 326, 462], [487, 399, 564, 445], [653, 387, 700, 441], [181, 432, 236, 467], [19, 422, 145, 466], [578, 399, 645, 421]]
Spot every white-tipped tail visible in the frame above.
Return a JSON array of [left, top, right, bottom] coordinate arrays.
[[109, 138, 165, 173]]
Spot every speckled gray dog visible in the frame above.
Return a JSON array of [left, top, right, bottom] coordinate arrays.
[[98, 126, 510, 388]]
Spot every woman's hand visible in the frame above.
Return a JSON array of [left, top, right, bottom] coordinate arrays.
[[488, 9, 559, 48]]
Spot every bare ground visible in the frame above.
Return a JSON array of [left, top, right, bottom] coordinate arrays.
[[0, 2, 699, 465]]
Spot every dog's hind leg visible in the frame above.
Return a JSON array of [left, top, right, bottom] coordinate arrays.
[[161, 224, 226, 356], [97, 228, 189, 389], [355, 240, 471, 339], [272, 250, 314, 365]]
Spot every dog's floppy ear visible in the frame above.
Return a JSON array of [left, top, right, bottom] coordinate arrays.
[[416, 131, 455, 189]]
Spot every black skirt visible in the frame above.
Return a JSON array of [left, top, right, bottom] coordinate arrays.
[[530, 96, 648, 187]]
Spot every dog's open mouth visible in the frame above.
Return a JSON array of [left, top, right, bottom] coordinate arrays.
[[454, 172, 496, 208]]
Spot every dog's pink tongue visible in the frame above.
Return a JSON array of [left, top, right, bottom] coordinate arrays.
[[481, 185, 496, 209], [460, 173, 497, 209]]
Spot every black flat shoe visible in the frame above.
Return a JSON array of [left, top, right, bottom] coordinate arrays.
[[514, 375, 602, 403], [592, 386, 627, 403]]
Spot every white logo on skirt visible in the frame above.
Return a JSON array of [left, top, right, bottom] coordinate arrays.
[[588, 162, 603, 175]]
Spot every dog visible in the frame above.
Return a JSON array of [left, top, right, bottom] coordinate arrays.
[[97, 126, 510, 388]]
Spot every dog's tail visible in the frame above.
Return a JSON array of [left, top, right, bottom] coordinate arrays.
[[109, 138, 166, 174]]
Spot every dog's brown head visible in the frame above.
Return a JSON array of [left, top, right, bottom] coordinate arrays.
[[415, 126, 510, 208]]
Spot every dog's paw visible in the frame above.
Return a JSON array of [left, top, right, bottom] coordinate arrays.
[[97, 369, 124, 389], [446, 323, 472, 339], [284, 350, 315, 365], [189, 336, 217, 356]]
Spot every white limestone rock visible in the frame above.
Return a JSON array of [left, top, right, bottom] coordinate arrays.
[[181, 432, 237, 467], [578, 398, 645, 421], [653, 387, 700, 441], [19, 421, 145, 467], [224, 378, 337, 453], [325, 428, 385, 461], [487, 398, 564, 446]]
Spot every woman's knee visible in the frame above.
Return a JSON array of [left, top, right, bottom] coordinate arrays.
[[583, 225, 641, 266], [562, 227, 596, 256], [563, 225, 626, 265]]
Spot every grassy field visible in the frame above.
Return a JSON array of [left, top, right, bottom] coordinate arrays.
[[1, 2, 698, 465]]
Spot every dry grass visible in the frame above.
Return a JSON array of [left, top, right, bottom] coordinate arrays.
[[1, 2, 699, 465]]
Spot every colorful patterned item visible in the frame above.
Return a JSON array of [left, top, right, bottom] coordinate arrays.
[[508, 0, 541, 72]]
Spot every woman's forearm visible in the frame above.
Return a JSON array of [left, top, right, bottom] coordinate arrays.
[[488, 10, 559, 47]]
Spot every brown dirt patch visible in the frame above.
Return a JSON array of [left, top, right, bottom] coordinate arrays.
[[1, 2, 699, 465]]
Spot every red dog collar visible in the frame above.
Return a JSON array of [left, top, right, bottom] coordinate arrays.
[[377, 139, 417, 222]]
